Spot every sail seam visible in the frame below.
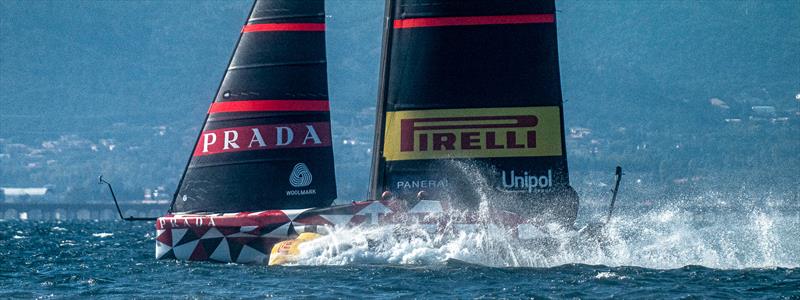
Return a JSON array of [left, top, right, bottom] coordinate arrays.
[[228, 60, 326, 70], [248, 13, 325, 22], [188, 157, 327, 169]]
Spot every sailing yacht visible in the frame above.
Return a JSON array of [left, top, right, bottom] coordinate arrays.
[[154, 0, 586, 264]]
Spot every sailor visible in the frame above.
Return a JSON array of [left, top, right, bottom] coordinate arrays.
[[382, 190, 411, 210]]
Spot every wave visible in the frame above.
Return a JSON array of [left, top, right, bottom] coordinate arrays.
[[289, 201, 797, 269]]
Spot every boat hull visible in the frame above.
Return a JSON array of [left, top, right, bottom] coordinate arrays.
[[155, 200, 552, 264]]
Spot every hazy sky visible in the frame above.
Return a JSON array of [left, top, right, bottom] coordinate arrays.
[[2, 0, 797, 135], [1, 1, 798, 200]]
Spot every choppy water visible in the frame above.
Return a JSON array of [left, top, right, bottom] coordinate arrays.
[[1, 201, 799, 299]]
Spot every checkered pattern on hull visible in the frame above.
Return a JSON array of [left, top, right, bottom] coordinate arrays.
[[155, 209, 310, 263], [156, 200, 529, 264]]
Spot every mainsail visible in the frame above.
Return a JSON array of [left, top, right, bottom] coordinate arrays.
[[369, 0, 577, 221], [171, 0, 336, 213]]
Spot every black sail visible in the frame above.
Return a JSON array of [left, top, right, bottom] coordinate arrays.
[[370, 0, 577, 222], [172, 0, 336, 213]]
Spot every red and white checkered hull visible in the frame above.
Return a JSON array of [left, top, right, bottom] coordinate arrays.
[[155, 200, 533, 264]]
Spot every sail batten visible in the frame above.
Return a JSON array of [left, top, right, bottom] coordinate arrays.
[[172, 0, 335, 214]]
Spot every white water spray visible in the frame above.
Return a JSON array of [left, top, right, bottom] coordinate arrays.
[[297, 163, 799, 269]]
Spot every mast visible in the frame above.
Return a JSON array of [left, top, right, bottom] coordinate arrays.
[[368, 0, 398, 200], [369, 0, 577, 222], [171, 0, 336, 213]]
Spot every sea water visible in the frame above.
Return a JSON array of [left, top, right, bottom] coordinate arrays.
[[1, 198, 798, 299]]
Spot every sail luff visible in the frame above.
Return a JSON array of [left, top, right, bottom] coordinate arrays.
[[170, 1, 258, 213]]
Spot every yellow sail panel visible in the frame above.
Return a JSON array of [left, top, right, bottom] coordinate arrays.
[[383, 106, 563, 161]]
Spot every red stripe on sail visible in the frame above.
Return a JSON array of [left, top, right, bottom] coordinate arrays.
[[208, 100, 330, 114], [393, 14, 554, 29], [242, 23, 325, 32]]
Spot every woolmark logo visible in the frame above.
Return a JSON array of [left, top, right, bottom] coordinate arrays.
[[289, 163, 313, 187]]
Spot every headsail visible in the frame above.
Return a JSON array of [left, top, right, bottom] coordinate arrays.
[[172, 0, 336, 213], [370, 0, 577, 222]]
